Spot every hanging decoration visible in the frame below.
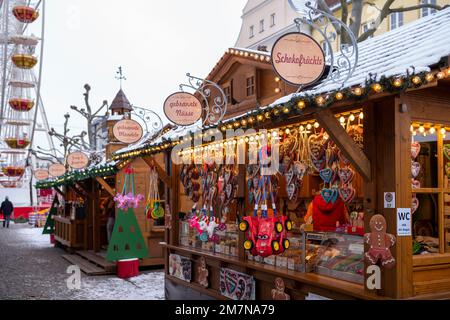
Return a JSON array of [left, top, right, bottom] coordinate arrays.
[[364, 214, 396, 269], [145, 166, 164, 219], [411, 140, 421, 215], [114, 167, 144, 210]]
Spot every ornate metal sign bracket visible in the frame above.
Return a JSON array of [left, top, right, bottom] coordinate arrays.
[[292, 1, 359, 92], [131, 105, 163, 136], [179, 73, 227, 128]]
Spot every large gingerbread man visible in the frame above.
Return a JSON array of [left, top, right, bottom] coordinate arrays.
[[271, 278, 290, 300], [364, 215, 396, 269], [197, 257, 209, 288]]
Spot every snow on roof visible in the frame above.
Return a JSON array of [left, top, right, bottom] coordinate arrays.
[[269, 7, 450, 106], [107, 114, 124, 121]]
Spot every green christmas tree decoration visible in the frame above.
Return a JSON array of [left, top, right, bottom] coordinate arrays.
[[42, 197, 59, 235], [106, 208, 148, 262]]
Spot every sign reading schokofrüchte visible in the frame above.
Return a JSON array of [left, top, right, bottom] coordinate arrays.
[[67, 152, 89, 170], [271, 32, 326, 87], [113, 119, 143, 144], [164, 92, 202, 126]]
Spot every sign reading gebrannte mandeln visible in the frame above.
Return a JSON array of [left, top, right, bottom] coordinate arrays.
[[164, 92, 202, 126], [34, 169, 49, 181], [67, 152, 89, 170], [271, 32, 326, 86], [48, 163, 66, 177], [113, 119, 143, 144]]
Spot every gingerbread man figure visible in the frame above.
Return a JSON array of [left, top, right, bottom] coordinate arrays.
[[271, 278, 290, 300], [197, 257, 209, 288], [364, 215, 396, 269]]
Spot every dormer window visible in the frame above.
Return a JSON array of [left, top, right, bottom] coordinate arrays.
[[249, 25, 254, 38], [270, 13, 275, 27], [259, 20, 264, 33], [224, 85, 232, 104]]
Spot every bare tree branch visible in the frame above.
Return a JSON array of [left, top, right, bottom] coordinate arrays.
[[390, 4, 447, 13], [341, 0, 349, 25]]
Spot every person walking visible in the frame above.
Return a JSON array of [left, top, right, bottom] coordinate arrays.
[[1, 196, 14, 228]]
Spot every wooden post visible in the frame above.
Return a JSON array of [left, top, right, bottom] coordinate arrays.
[[316, 108, 372, 181], [170, 162, 180, 247], [92, 179, 101, 252]]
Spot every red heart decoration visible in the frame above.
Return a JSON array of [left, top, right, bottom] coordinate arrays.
[[411, 162, 421, 179], [338, 167, 355, 184], [412, 196, 420, 214], [411, 142, 421, 159], [339, 186, 356, 204], [412, 179, 421, 189]]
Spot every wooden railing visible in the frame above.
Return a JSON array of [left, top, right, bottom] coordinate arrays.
[[54, 216, 84, 249]]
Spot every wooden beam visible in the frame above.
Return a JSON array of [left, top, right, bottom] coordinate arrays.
[[54, 187, 65, 197], [315, 108, 372, 181], [74, 183, 92, 200], [95, 177, 115, 197], [142, 156, 172, 188]]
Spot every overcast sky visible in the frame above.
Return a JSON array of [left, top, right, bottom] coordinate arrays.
[[38, 0, 247, 136]]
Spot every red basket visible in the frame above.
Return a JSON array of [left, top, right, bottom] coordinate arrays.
[[116, 259, 139, 279]]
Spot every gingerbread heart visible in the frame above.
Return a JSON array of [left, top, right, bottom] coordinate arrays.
[[338, 167, 355, 184], [311, 156, 326, 172], [321, 188, 339, 204], [285, 166, 294, 185], [412, 197, 420, 214], [293, 162, 307, 179], [308, 134, 325, 160], [339, 186, 356, 204], [320, 168, 334, 184], [338, 150, 351, 166], [412, 179, 421, 189], [287, 183, 297, 201], [444, 144, 450, 161], [411, 162, 421, 179], [411, 142, 421, 159]]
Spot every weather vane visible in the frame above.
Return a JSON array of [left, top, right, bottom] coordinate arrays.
[[115, 66, 127, 89]]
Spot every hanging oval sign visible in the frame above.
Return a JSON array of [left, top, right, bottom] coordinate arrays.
[[34, 169, 49, 181], [271, 32, 326, 87], [67, 152, 89, 170], [164, 92, 202, 126], [48, 163, 66, 177], [113, 119, 144, 144]]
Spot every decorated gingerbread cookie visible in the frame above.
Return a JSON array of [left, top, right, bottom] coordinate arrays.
[[364, 215, 396, 269], [197, 257, 209, 288], [271, 277, 290, 300]]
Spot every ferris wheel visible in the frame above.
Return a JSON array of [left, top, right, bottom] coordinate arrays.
[[0, 0, 55, 190]]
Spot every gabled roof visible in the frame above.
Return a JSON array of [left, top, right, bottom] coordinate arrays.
[[109, 89, 133, 111]]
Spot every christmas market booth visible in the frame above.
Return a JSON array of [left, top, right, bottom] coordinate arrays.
[[115, 8, 450, 299], [36, 89, 170, 275]]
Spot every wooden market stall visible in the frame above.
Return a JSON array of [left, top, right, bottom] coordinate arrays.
[[115, 9, 450, 300]]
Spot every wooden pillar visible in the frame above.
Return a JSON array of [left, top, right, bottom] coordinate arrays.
[[170, 162, 180, 246], [92, 179, 101, 252]]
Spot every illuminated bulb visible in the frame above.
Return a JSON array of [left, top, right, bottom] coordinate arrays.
[[244, 52, 249, 57], [425, 73, 434, 82], [340, 116, 346, 124], [314, 122, 320, 129], [285, 128, 290, 135], [306, 124, 312, 130], [250, 137, 255, 142], [273, 108, 280, 116], [265, 112, 271, 119], [283, 107, 290, 114], [245, 137, 249, 143], [232, 140, 237, 145], [234, 122, 240, 128], [260, 55, 265, 61], [299, 125, 305, 131], [441, 128, 446, 135], [254, 54, 259, 60], [221, 126, 227, 132], [239, 138, 244, 144], [359, 112, 364, 120], [372, 83, 382, 92], [393, 78, 402, 87], [248, 117, 255, 124], [335, 92, 344, 100], [227, 124, 233, 129], [241, 119, 248, 126], [410, 125, 414, 132], [275, 77, 280, 82], [229, 49, 234, 54], [316, 96, 325, 105], [266, 56, 271, 62], [349, 114, 356, 122], [446, 69, 450, 76], [354, 87, 363, 95], [240, 51, 244, 56], [272, 131, 278, 138], [275, 88, 281, 93], [429, 127, 436, 135], [297, 101, 306, 109], [419, 126, 425, 133], [437, 72, 445, 79], [412, 76, 421, 85], [257, 115, 264, 121]]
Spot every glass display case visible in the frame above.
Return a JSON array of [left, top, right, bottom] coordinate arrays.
[[179, 220, 239, 257], [304, 232, 364, 284]]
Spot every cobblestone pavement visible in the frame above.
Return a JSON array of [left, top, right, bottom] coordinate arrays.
[[0, 223, 165, 300]]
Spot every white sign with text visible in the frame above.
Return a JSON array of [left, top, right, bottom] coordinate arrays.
[[397, 208, 412, 236]]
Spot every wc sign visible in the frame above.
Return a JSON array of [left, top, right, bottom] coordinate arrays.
[[397, 208, 412, 237]]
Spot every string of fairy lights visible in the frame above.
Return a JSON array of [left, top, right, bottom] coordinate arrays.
[[112, 66, 450, 162], [411, 123, 449, 139]]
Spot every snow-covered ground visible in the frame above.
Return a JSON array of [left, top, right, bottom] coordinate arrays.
[[0, 224, 165, 300]]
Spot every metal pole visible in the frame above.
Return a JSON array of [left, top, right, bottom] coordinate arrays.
[[0, 0, 10, 128]]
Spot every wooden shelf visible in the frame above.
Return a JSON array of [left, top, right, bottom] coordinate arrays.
[[163, 244, 381, 300]]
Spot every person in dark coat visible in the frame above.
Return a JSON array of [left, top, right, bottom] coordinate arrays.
[[1, 197, 14, 228]]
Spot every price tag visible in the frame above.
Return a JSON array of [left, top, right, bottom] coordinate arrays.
[[384, 192, 396, 209]]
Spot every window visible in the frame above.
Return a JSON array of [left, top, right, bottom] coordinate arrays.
[[249, 25, 254, 38], [270, 13, 276, 27], [246, 76, 255, 96], [390, 12, 404, 30], [411, 122, 450, 255], [362, 22, 373, 39], [422, 0, 437, 17], [259, 19, 265, 33], [224, 85, 232, 104]]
